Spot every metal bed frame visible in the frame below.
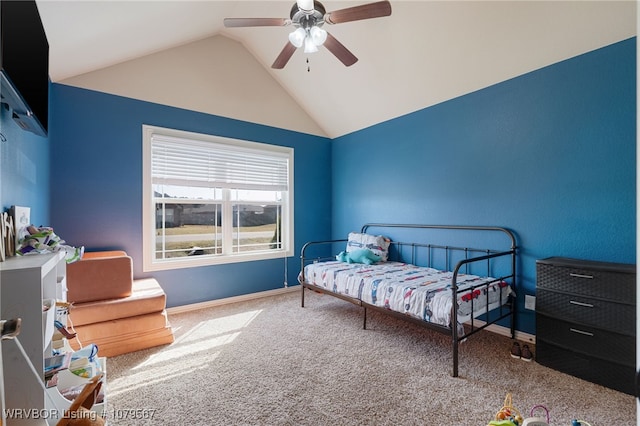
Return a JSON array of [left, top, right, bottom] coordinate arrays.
[[299, 223, 517, 377]]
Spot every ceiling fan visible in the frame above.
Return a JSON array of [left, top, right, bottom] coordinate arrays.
[[223, 0, 392, 69]]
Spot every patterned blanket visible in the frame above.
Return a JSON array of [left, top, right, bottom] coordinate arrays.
[[303, 261, 512, 327]]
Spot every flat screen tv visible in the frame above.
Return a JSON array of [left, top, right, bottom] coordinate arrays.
[[0, 0, 49, 137]]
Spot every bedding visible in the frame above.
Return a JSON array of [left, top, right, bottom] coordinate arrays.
[[303, 260, 511, 327]]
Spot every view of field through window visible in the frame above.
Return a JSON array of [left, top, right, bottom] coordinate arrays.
[[155, 202, 281, 259]]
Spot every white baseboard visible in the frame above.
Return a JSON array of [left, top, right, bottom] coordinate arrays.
[[167, 285, 536, 344], [468, 320, 536, 344], [166, 286, 299, 315]]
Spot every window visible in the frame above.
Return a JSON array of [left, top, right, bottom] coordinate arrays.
[[142, 125, 293, 271]]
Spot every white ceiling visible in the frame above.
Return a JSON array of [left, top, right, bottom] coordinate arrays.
[[36, 1, 637, 138]]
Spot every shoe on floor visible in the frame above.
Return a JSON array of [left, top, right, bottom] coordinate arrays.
[[510, 341, 521, 359], [521, 344, 533, 362]]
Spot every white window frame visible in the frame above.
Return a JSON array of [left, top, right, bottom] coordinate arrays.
[[142, 125, 294, 272]]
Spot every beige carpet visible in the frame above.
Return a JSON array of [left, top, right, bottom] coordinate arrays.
[[106, 290, 636, 425]]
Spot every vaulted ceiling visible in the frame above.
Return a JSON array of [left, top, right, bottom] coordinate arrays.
[[37, 1, 636, 138]]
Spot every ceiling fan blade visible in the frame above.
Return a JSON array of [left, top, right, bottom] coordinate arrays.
[[324, 0, 391, 24], [223, 17, 289, 28], [272, 42, 298, 69], [323, 33, 358, 67]]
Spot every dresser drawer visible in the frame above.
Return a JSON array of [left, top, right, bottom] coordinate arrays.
[[536, 259, 635, 302], [536, 339, 635, 395], [536, 288, 635, 335], [536, 313, 634, 365]]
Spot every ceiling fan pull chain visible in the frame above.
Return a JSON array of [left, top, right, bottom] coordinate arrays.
[[307, 57, 310, 72]]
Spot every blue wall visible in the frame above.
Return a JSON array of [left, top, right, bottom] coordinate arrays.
[[332, 38, 636, 335], [49, 85, 332, 307], [0, 103, 50, 227], [43, 37, 636, 335]]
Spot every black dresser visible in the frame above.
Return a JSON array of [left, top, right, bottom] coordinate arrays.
[[536, 256, 636, 395]]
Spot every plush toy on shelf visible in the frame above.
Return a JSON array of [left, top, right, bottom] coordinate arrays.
[[16, 225, 84, 263]]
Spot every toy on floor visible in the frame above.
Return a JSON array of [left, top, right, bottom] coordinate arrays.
[[571, 420, 592, 426], [336, 248, 381, 265], [488, 393, 523, 426], [522, 405, 549, 426]]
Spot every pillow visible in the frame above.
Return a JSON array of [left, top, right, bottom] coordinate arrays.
[[346, 232, 391, 262]]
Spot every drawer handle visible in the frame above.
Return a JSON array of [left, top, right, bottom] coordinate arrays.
[[569, 300, 594, 308], [569, 273, 594, 279], [570, 328, 594, 337]]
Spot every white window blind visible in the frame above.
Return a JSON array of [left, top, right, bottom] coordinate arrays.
[[143, 125, 294, 272], [151, 134, 289, 191]]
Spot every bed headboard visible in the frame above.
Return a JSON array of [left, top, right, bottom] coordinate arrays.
[[359, 223, 517, 279], [360, 223, 516, 249], [300, 223, 517, 284]]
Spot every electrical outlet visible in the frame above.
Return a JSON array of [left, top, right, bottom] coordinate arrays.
[[525, 295, 536, 310]]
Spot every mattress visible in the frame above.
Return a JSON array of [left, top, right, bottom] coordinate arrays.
[[303, 261, 512, 327]]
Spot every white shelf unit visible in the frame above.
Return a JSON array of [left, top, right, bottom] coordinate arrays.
[[45, 357, 107, 425], [0, 252, 107, 425]]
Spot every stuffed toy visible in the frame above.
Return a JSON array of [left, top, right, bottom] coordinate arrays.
[[16, 225, 84, 263], [336, 248, 381, 265]]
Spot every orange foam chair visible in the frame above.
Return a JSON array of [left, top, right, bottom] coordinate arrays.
[[65, 251, 174, 357]]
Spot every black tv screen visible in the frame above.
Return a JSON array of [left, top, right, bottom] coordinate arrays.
[[0, 0, 49, 137]]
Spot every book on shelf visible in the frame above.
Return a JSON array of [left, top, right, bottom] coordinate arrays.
[[45, 372, 59, 388], [44, 352, 72, 381], [9, 205, 30, 252], [68, 356, 98, 378]]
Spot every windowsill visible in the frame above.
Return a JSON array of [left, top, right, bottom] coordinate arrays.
[[143, 249, 293, 272]]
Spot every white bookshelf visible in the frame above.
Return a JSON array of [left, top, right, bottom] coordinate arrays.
[[1, 252, 64, 425], [45, 357, 107, 425], [0, 252, 106, 425], [0, 252, 106, 426]]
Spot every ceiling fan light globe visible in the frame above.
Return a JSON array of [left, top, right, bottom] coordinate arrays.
[[288, 27, 306, 48], [303, 36, 319, 53], [309, 26, 327, 46]]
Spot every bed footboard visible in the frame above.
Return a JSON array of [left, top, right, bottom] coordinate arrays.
[[298, 238, 347, 308]]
